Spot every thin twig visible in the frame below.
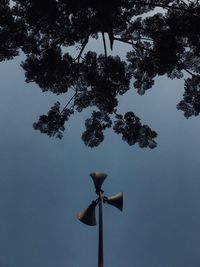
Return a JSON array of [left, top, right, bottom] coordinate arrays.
[[113, 36, 153, 52], [180, 0, 189, 8], [102, 32, 107, 58], [62, 92, 77, 112], [135, 37, 153, 42], [74, 34, 90, 63], [182, 67, 197, 77], [80, 56, 86, 61], [124, 1, 189, 12]]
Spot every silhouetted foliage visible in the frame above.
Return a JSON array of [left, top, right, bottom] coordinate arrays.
[[82, 111, 112, 147], [177, 76, 200, 118], [33, 102, 74, 139], [113, 112, 157, 148], [0, 0, 200, 148]]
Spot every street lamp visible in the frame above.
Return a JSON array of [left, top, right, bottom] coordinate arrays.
[[77, 172, 123, 267]]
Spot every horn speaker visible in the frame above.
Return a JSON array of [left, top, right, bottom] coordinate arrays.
[[77, 202, 97, 226], [105, 192, 123, 211], [90, 172, 107, 192]]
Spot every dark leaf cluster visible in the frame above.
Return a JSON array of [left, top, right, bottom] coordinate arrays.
[[82, 111, 112, 147], [0, 0, 200, 148], [22, 48, 76, 93], [33, 102, 73, 139], [74, 52, 131, 113], [113, 112, 157, 148], [177, 76, 200, 118]]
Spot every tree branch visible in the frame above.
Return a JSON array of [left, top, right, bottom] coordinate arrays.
[[182, 67, 197, 77], [62, 92, 77, 112], [180, 0, 189, 7], [125, 1, 188, 12], [74, 34, 90, 63], [137, 37, 153, 41], [113, 36, 153, 52], [102, 32, 107, 58], [123, 17, 156, 37]]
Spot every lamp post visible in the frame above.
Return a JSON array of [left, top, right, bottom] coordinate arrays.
[[77, 172, 123, 267]]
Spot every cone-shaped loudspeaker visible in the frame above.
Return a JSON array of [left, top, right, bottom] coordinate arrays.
[[105, 192, 123, 211], [77, 202, 97, 226], [90, 172, 107, 192]]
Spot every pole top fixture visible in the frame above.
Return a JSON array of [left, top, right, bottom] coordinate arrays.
[[90, 172, 107, 193]]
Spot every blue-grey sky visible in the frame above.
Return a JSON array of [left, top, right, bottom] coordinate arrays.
[[0, 38, 200, 267]]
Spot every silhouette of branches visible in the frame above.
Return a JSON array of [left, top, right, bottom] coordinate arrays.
[[0, 0, 199, 148]]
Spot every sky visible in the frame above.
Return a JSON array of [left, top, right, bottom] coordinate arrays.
[[0, 37, 200, 267]]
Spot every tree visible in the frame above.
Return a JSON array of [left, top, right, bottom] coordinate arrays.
[[0, 0, 199, 148]]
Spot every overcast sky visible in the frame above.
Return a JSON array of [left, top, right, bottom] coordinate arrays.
[[0, 37, 200, 267]]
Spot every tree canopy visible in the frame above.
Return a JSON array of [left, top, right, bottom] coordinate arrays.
[[1, 0, 199, 148]]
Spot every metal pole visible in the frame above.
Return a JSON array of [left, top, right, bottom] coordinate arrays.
[[77, 173, 123, 266], [98, 191, 103, 267]]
